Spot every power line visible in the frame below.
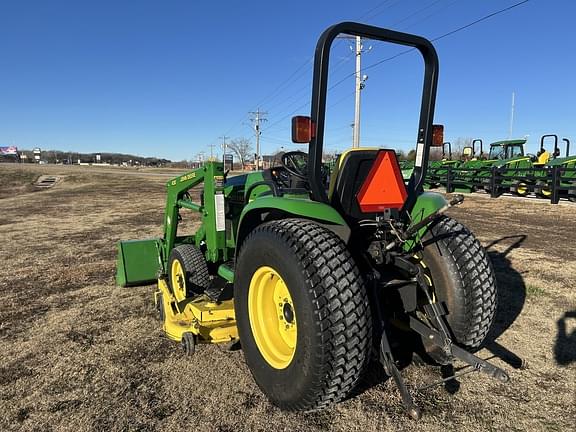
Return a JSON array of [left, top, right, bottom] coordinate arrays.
[[358, 0, 394, 20], [266, 0, 531, 138], [362, 0, 532, 74], [390, 0, 445, 27], [223, 0, 531, 151], [263, 1, 456, 130], [433, 0, 530, 42], [216, 1, 403, 141]]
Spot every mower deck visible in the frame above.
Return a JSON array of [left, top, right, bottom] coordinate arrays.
[[156, 279, 238, 344]]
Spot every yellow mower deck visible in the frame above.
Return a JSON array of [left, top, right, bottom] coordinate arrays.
[[155, 279, 238, 344]]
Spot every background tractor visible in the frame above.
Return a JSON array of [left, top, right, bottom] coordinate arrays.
[[439, 138, 485, 192], [424, 141, 460, 189], [116, 22, 507, 419], [444, 138, 529, 195], [533, 135, 576, 201]]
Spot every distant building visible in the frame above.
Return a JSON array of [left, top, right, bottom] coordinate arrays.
[[33, 148, 41, 163]]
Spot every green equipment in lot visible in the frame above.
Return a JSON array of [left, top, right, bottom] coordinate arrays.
[[425, 141, 460, 188], [399, 158, 415, 181], [116, 22, 508, 419], [533, 135, 576, 201], [483, 138, 532, 196], [403, 141, 456, 185], [439, 138, 484, 192], [445, 138, 529, 194]]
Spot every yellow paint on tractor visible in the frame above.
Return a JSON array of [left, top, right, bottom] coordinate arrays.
[[248, 266, 297, 369], [155, 279, 238, 344]]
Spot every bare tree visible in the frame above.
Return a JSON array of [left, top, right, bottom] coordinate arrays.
[[396, 149, 407, 160], [228, 138, 253, 169]]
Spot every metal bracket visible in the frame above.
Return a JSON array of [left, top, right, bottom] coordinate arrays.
[[379, 330, 421, 420], [409, 316, 509, 383]]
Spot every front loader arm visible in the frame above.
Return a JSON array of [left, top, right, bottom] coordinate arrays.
[[161, 162, 227, 272]]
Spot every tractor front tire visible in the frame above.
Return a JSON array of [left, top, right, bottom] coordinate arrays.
[[419, 216, 497, 354], [168, 245, 210, 301], [234, 219, 372, 411], [512, 181, 529, 197]]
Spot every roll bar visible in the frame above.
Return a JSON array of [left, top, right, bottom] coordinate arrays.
[[472, 139, 483, 157], [306, 22, 439, 215]]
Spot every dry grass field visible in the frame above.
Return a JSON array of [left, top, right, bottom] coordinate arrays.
[[0, 163, 574, 432]]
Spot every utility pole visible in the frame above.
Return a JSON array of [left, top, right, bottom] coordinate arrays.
[[249, 109, 267, 170], [219, 135, 229, 170], [353, 36, 371, 148], [208, 143, 216, 160], [508, 91, 515, 139], [337, 35, 371, 148]]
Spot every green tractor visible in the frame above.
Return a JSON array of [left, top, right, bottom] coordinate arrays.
[[442, 138, 485, 193], [534, 135, 576, 201], [403, 140, 456, 186], [482, 138, 532, 196], [116, 22, 507, 418], [424, 141, 460, 189], [399, 158, 415, 181], [446, 138, 530, 195]]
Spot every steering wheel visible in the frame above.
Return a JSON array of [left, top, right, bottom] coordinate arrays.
[[281, 151, 308, 180]]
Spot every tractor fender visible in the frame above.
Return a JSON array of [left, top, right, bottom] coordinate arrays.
[[237, 193, 447, 253], [404, 191, 449, 251], [236, 196, 350, 251]]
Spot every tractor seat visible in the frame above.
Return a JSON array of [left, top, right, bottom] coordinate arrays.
[[328, 148, 380, 221]]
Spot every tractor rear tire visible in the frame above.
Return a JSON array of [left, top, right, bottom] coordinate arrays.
[[168, 245, 210, 301], [419, 216, 497, 353], [234, 219, 372, 411], [535, 180, 551, 198]]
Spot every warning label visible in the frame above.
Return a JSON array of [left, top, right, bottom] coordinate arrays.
[[215, 193, 225, 231]]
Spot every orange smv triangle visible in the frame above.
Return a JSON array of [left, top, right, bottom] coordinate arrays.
[[357, 150, 408, 212]]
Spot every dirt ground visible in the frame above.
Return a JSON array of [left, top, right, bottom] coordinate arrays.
[[1, 163, 574, 432]]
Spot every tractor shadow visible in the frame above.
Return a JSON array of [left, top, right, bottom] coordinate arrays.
[[483, 235, 527, 369]]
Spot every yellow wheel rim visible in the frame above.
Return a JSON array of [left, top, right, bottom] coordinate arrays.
[[516, 182, 528, 195], [248, 266, 297, 369], [170, 259, 187, 302]]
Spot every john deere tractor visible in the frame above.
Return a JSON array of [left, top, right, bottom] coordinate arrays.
[[424, 141, 460, 189], [439, 138, 484, 193], [448, 138, 529, 195], [116, 22, 507, 419], [534, 135, 576, 201]]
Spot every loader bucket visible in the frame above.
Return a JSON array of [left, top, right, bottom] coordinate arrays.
[[116, 238, 162, 287]]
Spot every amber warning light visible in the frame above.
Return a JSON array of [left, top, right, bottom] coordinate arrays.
[[432, 124, 444, 147], [357, 150, 407, 212], [291, 116, 315, 143]]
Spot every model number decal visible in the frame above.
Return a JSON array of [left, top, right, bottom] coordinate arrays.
[[180, 173, 196, 182]]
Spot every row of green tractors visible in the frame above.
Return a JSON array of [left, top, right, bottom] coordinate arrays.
[[401, 134, 576, 202]]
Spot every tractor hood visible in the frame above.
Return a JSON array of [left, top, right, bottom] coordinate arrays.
[[548, 156, 576, 167]]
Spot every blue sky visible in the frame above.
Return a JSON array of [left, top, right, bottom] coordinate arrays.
[[1, 0, 574, 161]]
